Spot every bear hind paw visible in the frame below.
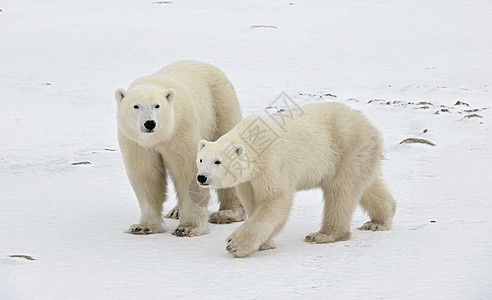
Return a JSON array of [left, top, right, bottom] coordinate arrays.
[[259, 240, 275, 251], [358, 221, 391, 231], [305, 231, 351, 244], [165, 207, 180, 219], [209, 208, 246, 224]]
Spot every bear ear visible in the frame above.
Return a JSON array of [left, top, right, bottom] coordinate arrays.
[[235, 144, 245, 157], [198, 140, 209, 151], [115, 88, 126, 103], [165, 89, 176, 103]]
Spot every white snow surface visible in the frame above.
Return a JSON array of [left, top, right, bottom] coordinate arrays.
[[1, 0, 491, 299]]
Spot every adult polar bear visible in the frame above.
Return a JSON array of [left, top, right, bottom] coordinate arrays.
[[115, 61, 245, 237], [196, 102, 396, 257]]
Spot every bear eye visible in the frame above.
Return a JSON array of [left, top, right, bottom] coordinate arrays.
[[199, 159, 202, 163], [214, 160, 221, 165], [155, 105, 160, 109], [133, 105, 139, 109]]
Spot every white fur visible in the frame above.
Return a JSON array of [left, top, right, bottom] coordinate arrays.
[[116, 60, 245, 236], [197, 102, 396, 257]]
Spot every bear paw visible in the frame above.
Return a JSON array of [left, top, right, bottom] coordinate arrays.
[[173, 225, 209, 237], [209, 208, 246, 224], [165, 207, 180, 219], [259, 240, 275, 251], [126, 224, 164, 235], [225, 243, 256, 258], [304, 231, 350, 244], [358, 221, 391, 231], [226, 227, 264, 258]]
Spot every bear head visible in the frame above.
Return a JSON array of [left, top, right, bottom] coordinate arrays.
[[196, 139, 252, 189], [115, 86, 176, 147]]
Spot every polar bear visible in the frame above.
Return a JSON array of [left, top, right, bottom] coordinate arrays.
[[115, 60, 245, 237], [196, 102, 396, 257]]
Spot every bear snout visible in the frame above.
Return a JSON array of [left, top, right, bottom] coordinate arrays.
[[197, 174, 208, 185], [144, 120, 156, 131]]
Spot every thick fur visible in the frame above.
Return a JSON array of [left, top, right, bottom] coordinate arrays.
[[116, 60, 245, 237], [196, 102, 396, 257]]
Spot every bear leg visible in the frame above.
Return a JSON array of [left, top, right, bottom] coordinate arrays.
[[173, 179, 210, 237], [305, 182, 360, 244], [358, 177, 396, 231], [207, 73, 244, 224], [120, 136, 167, 235]]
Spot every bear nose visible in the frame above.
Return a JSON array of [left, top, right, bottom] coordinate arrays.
[[197, 175, 208, 184], [144, 120, 156, 130]]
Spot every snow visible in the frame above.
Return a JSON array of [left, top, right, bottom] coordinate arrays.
[[1, 0, 491, 299]]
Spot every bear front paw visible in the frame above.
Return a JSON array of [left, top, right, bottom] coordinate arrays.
[[226, 227, 264, 258], [173, 225, 209, 237], [225, 243, 255, 258], [126, 224, 163, 235], [226, 240, 261, 258]]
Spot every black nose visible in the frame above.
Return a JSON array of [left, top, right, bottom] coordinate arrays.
[[197, 175, 207, 183], [144, 120, 156, 130]]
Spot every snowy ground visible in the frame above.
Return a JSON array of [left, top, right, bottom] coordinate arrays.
[[1, 0, 491, 299]]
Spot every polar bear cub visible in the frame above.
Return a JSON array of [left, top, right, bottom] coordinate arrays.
[[115, 61, 245, 237], [196, 102, 396, 257]]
